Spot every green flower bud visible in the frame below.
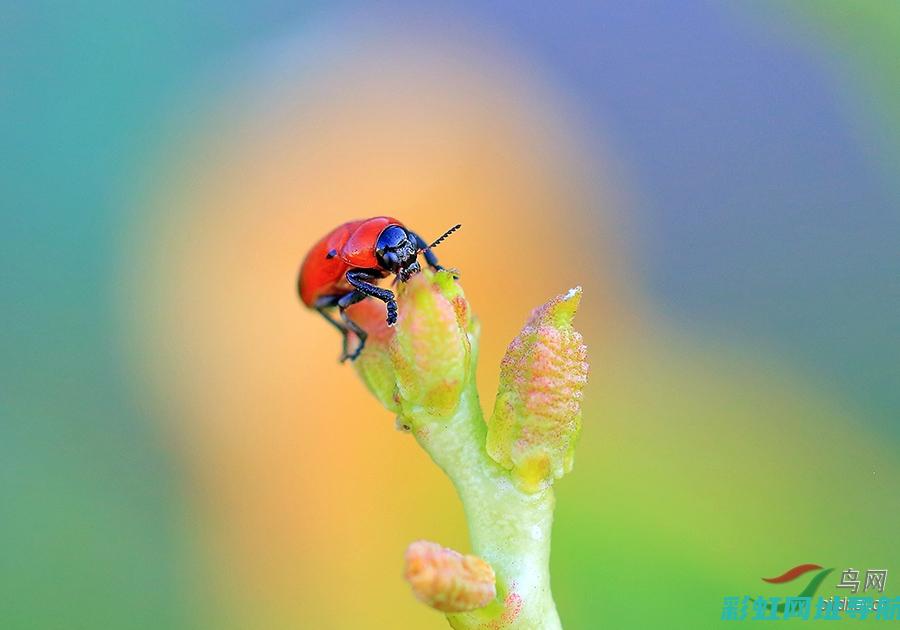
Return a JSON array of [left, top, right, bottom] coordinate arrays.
[[353, 270, 476, 426], [486, 287, 588, 493]]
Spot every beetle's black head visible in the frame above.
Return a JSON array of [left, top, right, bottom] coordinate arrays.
[[375, 225, 420, 281]]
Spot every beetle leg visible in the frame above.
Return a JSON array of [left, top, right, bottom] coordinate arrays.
[[345, 269, 398, 327], [337, 289, 368, 361], [314, 295, 351, 360]]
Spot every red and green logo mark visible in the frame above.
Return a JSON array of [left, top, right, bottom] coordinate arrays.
[[759, 564, 834, 612]]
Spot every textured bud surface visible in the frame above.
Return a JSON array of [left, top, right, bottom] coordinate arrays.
[[352, 270, 475, 424], [404, 540, 496, 613], [390, 271, 472, 420], [486, 287, 588, 492]]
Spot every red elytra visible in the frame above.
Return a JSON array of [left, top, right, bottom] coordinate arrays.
[[298, 216, 402, 306]]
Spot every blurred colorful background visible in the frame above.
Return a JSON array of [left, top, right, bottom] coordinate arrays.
[[3, 2, 899, 628]]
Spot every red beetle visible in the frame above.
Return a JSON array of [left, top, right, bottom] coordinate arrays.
[[298, 217, 460, 361]]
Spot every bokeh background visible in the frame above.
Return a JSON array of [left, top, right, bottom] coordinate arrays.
[[3, 2, 899, 628]]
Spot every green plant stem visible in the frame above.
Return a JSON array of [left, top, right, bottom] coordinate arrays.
[[410, 375, 562, 629]]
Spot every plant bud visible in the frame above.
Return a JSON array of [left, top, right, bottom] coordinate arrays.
[[486, 287, 588, 493], [349, 298, 400, 412], [353, 270, 475, 423], [404, 540, 496, 613]]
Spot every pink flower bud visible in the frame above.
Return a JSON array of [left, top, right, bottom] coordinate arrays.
[[404, 540, 496, 613]]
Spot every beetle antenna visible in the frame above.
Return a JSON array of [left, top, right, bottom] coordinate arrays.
[[428, 224, 462, 249]]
